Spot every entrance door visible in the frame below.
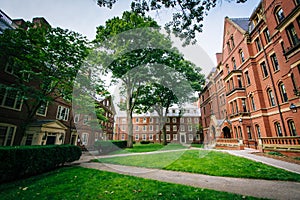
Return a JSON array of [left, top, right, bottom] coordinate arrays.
[[46, 136, 56, 145], [180, 133, 186, 143]]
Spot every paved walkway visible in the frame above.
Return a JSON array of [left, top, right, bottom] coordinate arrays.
[[74, 149, 300, 200]]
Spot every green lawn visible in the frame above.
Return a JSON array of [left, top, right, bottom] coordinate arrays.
[[97, 150, 300, 182], [109, 143, 187, 154], [0, 167, 261, 200]]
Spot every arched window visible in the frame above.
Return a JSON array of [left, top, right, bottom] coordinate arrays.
[[274, 122, 283, 137], [275, 7, 285, 23], [238, 126, 243, 138], [288, 120, 297, 136], [239, 49, 245, 63], [232, 57, 237, 70], [250, 95, 256, 111], [255, 125, 261, 138], [267, 89, 276, 107], [231, 35, 235, 48], [245, 71, 251, 85], [279, 82, 288, 102]]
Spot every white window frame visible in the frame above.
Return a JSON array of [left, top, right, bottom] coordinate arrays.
[[173, 125, 177, 131], [143, 125, 147, 131], [36, 101, 48, 116], [135, 125, 139, 131], [188, 125, 193, 131], [74, 114, 80, 123], [172, 118, 176, 123], [166, 134, 170, 140], [0, 124, 16, 146], [149, 134, 153, 140], [149, 125, 153, 131], [173, 134, 177, 140], [135, 134, 139, 140], [56, 105, 70, 121], [143, 117, 147, 123], [0, 88, 23, 111], [189, 134, 193, 141], [166, 125, 170, 131], [82, 133, 89, 145], [180, 125, 185, 131], [142, 134, 147, 141], [121, 134, 125, 140], [156, 134, 159, 140], [166, 118, 170, 123]]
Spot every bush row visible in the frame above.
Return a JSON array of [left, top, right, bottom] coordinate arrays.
[[94, 140, 127, 154], [0, 145, 81, 183]]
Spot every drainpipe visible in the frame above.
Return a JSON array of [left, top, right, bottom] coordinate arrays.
[[257, 28, 287, 136]]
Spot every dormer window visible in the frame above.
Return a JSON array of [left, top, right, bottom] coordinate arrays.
[[275, 7, 285, 23]]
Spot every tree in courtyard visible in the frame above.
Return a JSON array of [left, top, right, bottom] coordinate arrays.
[[0, 21, 89, 137], [94, 11, 204, 147], [97, 0, 247, 45]]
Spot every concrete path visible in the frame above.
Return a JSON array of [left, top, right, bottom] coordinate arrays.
[[74, 149, 300, 199], [80, 162, 300, 200]]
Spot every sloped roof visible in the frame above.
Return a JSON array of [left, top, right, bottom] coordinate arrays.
[[231, 18, 250, 32]]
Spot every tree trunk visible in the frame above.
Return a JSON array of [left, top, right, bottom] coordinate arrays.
[[126, 87, 134, 148], [162, 125, 167, 145]]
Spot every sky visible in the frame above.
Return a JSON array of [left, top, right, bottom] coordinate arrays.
[[0, 0, 260, 76]]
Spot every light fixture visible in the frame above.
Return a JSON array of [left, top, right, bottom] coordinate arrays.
[[290, 103, 297, 113], [238, 118, 242, 123]]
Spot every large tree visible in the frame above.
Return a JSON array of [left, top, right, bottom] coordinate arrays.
[[97, 0, 247, 45], [0, 22, 89, 136], [94, 11, 205, 147]]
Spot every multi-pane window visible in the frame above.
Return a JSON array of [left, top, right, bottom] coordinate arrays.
[[121, 125, 125, 131], [242, 99, 247, 112], [173, 134, 177, 140], [188, 125, 192, 131], [56, 105, 70, 121], [187, 118, 191, 123], [189, 134, 193, 141], [25, 134, 33, 145], [194, 118, 199, 123], [166, 125, 170, 131], [135, 118, 139, 123], [83, 115, 89, 125], [180, 125, 185, 131], [150, 118, 153, 123], [275, 7, 285, 23], [255, 38, 262, 52], [135, 134, 139, 140], [256, 125, 261, 138], [143, 125, 147, 131], [279, 83, 288, 102], [142, 134, 146, 141], [173, 125, 177, 131], [0, 125, 15, 146], [180, 118, 184, 123], [0, 88, 22, 110], [166, 134, 170, 140], [149, 134, 153, 140], [135, 126, 139, 131], [232, 57, 237, 70], [275, 122, 283, 137], [166, 118, 170, 123], [245, 71, 251, 85], [172, 118, 176, 123], [288, 120, 297, 136], [270, 54, 279, 71], [261, 62, 269, 78], [82, 133, 89, 145], [246, 126, 252, 139], [237, 76, 243, 88], [143, 117, 147, 123], [250, 95, 256, 111], [149, 125, 153, 131], [239, 50, 245, 63], [36, 101, 48, 116], [74, 114, 80, 123], [268, 89, 276, 107], [286, 24, 299, 46], [263, 28, 271, 43]]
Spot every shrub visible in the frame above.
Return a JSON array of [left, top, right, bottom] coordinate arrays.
[[140, 141, 151, 144], [0, 145, 81, 183], [268, 151, 284, 156], [94, 140, 127, 154]]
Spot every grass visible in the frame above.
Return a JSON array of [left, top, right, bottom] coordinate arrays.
[[191, 143, 204, 148], [0, 167, 261, 200], [109, 143, 187, 154], [97, 150, 300, 182]]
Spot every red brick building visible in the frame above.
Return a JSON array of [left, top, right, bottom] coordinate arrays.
[[200, 0, 300, 154], [115, 104, 202, 144]]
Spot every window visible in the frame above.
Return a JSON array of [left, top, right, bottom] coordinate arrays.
[[173, 125, 177, 131], [143, 117, 146, 123], [189, 134, 193, 141], [135, 134, 139, 140], [142, 134, 146, 141], [56, 106, 70, 121], [166, 125, 170, 131], [166, 118, 170, 123], [250, 95, 256, 111], [286, 24, 299, 46], [173, 134, 177, 140], [238, 126, 243, 138], [135, 126, 139, 131], [36, 101, 48, 116], [135, 118, 139, 123], [275, 122, 283, 137], [121, 134, 125, 140], [261, 62, 269, 78], [187, 118, 191, 123], [188, 125, 192, 131], [194, 118, 199, 123], [227, 41, 231, 53], [156, 134, 159, 140], [245, 71, 251, 85], [268, 89, 276, 107], [82, 133, 89, 145], [121, 118, 126, 123], [0, 88, 23, 110], [180, 118, 184, 123], [270, 54, 279, 72], [180, 125, 185, 131], [150, 118, 153, 123], [149, 134, 153, 140], [275, 7, 285, 23], [166, 134, 170, 140], [230, 35, 235, 48], [25, 134, 33, 145], [226, 64, 230, 74], [74, 114, 80, 123], [296, 0, 300, 5], [196, 134, 200, 140], [149, 125, 153, 131], [242, 99, 247, 112], [121, 125, 125, 131], [0, 124, 16, 146], [279, 83, 288, 102], [143, 125, 147, 131], [83, 115, 89, 125], [172, 118, 176, 123], [255, 38, 262, 52], [232, 57, 237, 70], [156, 125, 159, 132], [288, 120, 297, 136], [247, 126, 252, 139], [239, 50, 245, 63], [237, 76, 243, 88], [255, 125, 261, 138], [263, 28, 271, 43]]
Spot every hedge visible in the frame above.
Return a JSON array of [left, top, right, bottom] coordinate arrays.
[[0, 145, 81, 183], [94, 140, 127, 154], [140, 140, 151, 144]]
